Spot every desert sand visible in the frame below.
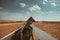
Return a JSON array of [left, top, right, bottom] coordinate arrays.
[[0, 21, 60, 40], [0, 22, 24, 39]]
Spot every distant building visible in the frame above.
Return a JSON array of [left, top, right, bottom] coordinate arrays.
[[27, 16, 35, 22], [26, 17, 35, 26]]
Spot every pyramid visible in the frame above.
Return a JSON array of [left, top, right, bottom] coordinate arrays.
[[27, 16, 35, 22], [25, 17, 35, 26]]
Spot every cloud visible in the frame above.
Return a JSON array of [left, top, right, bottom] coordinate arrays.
[[19, 3, 26, 7], [0, 7, 3, 9], [51, 3, 56, 7], [44, 0, 48, 2], [29, 5, 41, 11], [43, 1, 46, 4]]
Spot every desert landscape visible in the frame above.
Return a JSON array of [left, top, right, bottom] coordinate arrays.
[[33, 22, 60, 40], [0, 21, 60, 40], [0, 21, 25, 39]]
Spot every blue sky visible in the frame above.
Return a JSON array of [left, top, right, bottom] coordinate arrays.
[[0, 0, 60, 21]]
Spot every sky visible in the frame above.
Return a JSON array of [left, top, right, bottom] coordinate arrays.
[[0, 0, 60, 21]]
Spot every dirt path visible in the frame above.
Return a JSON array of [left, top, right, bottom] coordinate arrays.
[[31, 24, 57, 40]]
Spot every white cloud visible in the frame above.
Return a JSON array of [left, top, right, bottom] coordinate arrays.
[[0, 7, 3, 9], [29, 5, 41, 11], [51, 3, 56, 7], [43, 1, 46, 4], [19, 3, 26, 7], [44, 0, 48, 2]]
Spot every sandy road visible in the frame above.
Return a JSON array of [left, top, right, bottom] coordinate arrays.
[[30, 24, 57, 40]]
